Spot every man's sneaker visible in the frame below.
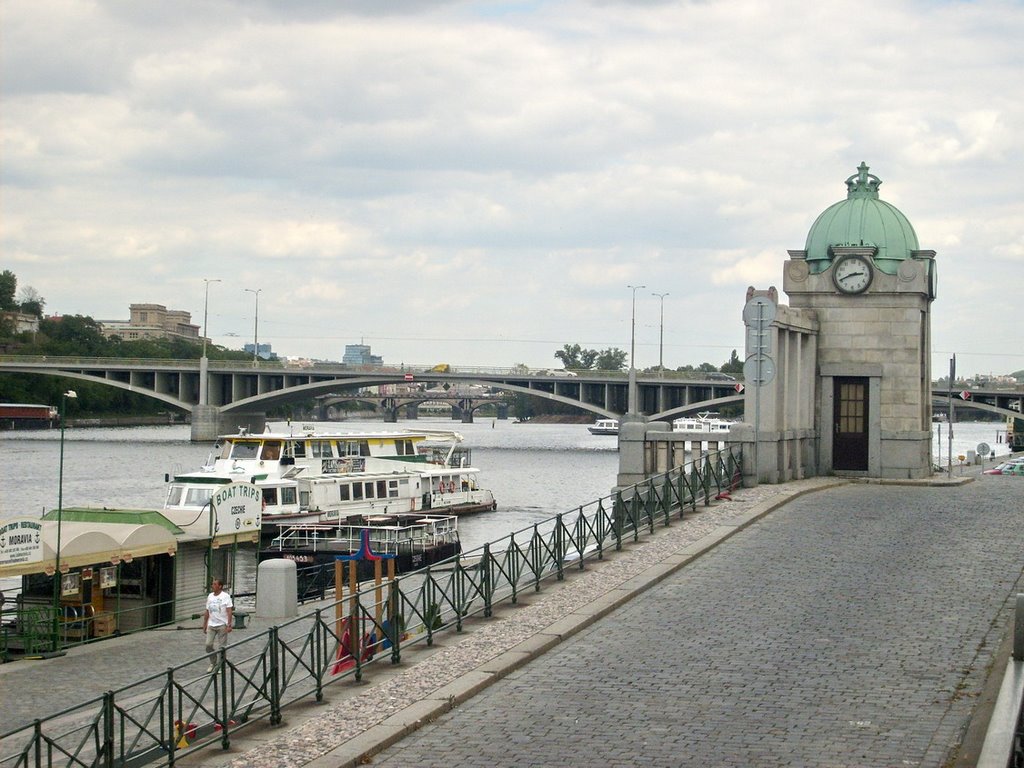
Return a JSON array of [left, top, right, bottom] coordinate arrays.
[[206, 664, 214, 673]]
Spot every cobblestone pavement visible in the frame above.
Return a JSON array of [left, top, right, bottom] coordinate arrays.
[[5, 473, 1020, 768], [366, 476, 1022, 768]]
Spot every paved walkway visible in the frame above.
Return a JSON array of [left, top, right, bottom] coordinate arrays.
[[3, 470, 1020, 767]]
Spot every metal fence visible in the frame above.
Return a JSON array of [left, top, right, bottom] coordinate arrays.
[[0, 446, 741, 768]]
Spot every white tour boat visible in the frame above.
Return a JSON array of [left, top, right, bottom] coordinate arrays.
[[588, 419, 620, 436], [163, 424, 496, 532], [672, 412, 736, 434]]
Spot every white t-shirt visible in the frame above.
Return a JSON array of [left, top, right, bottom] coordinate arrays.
[[206, 590, 233, 628]]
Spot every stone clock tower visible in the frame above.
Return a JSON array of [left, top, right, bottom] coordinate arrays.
[[782, 163, 936, 479]]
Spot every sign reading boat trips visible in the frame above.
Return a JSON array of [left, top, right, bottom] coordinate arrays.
[[211, 482, 262, 537], [0, 517, 44, 568]]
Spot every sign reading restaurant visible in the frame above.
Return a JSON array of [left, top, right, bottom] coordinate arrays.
[[0, 518, 44, 568]]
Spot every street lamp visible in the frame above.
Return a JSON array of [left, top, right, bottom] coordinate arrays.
[[52, 389, 77, 650], [627, 285, 646, 370], [244, 288, 262, 366], [202, 278, 221, 359], [652, 292, 669, 372]]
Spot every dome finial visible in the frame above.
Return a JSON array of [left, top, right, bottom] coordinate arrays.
[[845, 161, 882, 199]]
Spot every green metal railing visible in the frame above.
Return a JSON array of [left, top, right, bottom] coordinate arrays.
[[0, 446, 741, 768]]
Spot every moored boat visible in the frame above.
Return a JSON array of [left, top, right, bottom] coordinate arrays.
[[260, 513, 460, 580], [588, 419, 619, 435], [163, 424, 496, 533], [672, 411, 735, 433]]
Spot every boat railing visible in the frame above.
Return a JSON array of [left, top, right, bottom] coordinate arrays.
[[0, 446, 743, 768]]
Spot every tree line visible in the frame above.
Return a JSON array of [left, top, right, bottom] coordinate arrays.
[[0, 270, 254, 416]]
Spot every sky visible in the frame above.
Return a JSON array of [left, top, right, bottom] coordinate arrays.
[[2, 0, 1022, 377]]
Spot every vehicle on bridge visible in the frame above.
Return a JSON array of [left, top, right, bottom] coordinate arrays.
[[163, 425, 496, 534]]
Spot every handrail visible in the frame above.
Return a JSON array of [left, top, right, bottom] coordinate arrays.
[[976, 593, 1024, 767], [0, 446, 742, 768]]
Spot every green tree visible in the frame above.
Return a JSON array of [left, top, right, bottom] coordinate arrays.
[[594, 347, 628, 371], [554, 344, 598, 370], [38, 315, 109, 356], [18, 286, 45, 318], [0, 270, 16, 311], [721, 349, 743, 376]]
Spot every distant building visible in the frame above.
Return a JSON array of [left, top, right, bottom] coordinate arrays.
[[342, 344, 383, 366], [0, 311, 40, 335], [243, 343, 275, 360], [100, 304, 201, 343]]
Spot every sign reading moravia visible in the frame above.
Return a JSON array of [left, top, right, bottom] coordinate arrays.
[[0, 518, 44, 567], [211, 482, 262, 537]]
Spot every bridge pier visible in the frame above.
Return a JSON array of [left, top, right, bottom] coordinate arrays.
[[496, 402, 509, 420], [405, 404, 419, 420], [190, 407, 267, 442]]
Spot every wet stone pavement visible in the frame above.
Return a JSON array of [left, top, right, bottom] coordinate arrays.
[[368, 478, 1022, 768]]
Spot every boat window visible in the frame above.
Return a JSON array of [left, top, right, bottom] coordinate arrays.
[[281, 486, 297, 505], [262, 488, 278, 507], [309, 440, 333, 458], [352, 483, 363, 501], [340, 440, 371, 457], [388, 480, 400, 498], [376, 480, 387, 498], [299, 490, 309, 508], [165, 485, 184, 506], [291, 440, 306, 458], [339, 484, 351, 502], [261, 441, 282, 461], [364, 481, 376, 499], [185, 487, 214, 507], [216, 441, 230, 460], [230, 441, 259, 460]]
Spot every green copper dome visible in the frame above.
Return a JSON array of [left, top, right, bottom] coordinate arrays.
[[805, 162, 919, 275]]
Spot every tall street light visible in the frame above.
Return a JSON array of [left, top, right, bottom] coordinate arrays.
[[627, 284, 646, 370], [202, 278, 221, 358], [244, 288, 262, 366], [52, 389, 77, 651], [652, 292, 669, 372]]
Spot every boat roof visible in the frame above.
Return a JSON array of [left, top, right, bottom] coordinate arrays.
[[228, 425, 464, 442]]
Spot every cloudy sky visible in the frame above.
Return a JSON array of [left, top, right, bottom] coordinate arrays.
[[2, 0, 1022, 376]]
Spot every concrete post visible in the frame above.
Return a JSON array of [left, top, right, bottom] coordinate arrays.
[[256, 559, 298, 619]]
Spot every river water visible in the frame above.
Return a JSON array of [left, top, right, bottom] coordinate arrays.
[[0, 417, 1011, 594]]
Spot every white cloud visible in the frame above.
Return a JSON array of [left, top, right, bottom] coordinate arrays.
[[2, 0, 1022, 374]]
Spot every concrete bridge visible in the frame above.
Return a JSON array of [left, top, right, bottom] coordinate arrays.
[[1, 355, 1021, 441]]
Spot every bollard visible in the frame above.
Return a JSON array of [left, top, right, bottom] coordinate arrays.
[[1015, 594, 1024, 661]]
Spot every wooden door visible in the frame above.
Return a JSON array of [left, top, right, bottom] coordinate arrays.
[[833, 378, 869, 471]]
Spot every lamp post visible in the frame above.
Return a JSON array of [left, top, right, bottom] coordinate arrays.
[[652, 292, 669, 372], [244, 288, 262, 366], [627, 284, 646, 369], [52, 389, 77, 651], [202, 278, 221, 358]]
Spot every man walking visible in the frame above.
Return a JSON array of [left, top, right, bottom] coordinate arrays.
[[203, 579, 233, 673]]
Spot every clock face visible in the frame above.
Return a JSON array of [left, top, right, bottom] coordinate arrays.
[[833, 255, 873, 294]]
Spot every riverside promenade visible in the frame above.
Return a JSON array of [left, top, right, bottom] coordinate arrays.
[[3, 470, 1021, 767]]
